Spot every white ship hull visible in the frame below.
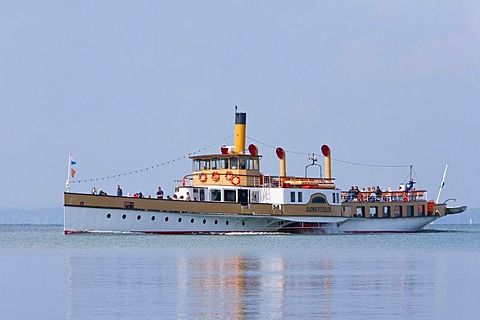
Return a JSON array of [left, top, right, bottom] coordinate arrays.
[[338, 216, 438, 233], [64, 206, 438, 234]]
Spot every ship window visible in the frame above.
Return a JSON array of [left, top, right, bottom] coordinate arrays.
[[191, 218, 195, 223], [356, 206, 365, 217], [202, 159, 211, 170], [203, 219, 207, 224], [211, 189, 221, 201], [165, 217, 169, 222], [253, 159, 259, 170], [200, 189, 205, 201], [298, 192, 303, 203], [106, 213, 111, 219], [250, 191, 259, 203], [224, 190, 236, 202], [247, 158, 255, 170], [221, 158, 229, 169], [290, 192, 296, 202], [395, 206, 402, 217], [137, 215, 141, 220], [226, 221, 229, 225], [418, 205, 425, 217], [122, 214, 127, 219], [212, 158, 220, 170], [370, 207, 378, 218], [230, 157, 238, 169], [242, 221, 245, 226], [383, 206, 390, 218], [239, 158, 246, 170], [193, 159, 202, 171], [178, 217, 182, 222], [407, 205, 414, 217], [312, 196, 326, 204], [215, 220, 218, 224], [151, 216, 155, 221]]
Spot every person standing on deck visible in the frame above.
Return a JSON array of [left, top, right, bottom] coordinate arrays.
[[117, 185, 123, 197], [156, 186, 164, 199]]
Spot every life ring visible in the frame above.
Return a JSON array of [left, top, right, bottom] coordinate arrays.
[[231, 175, 240, 186], [357, 194, 363, 202], [182, 177, 186, 186], [225, 171, 233, 181], [402, 193, 408, 202], [212, 171, 220, 182], [199, 173, 208, 183]]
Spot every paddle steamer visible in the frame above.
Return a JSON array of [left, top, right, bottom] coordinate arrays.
[[64, 110, 465, 234]]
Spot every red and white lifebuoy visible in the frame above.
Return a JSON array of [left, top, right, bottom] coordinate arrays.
[[225, 171, 233, 181], [211, 171, 220, 182], [231, 175, 240, 186], [199, 173, 208, 183]]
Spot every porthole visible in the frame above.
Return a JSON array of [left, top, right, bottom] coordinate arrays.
[[151, 216, 156, 221], [178, 218, 182, 223], [80, 201, 84, 206], [242, 221, 245, 226], [137, 215, 141, 220], [226, 221, 229, 225], [106, 213, 111, 219], [165, 217, 169, 222], [214, 220, 218, 225], [122, 214, 126, 219], [203, 219, 207, 224], [191, 218, 195, 223]]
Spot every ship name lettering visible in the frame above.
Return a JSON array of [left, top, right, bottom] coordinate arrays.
[[306, 206, 331, 213]]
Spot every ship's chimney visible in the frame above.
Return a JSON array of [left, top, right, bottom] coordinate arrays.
[[234, 107, 246, 154], [276, 147, 286, 177], [321, 145, 331, 180]]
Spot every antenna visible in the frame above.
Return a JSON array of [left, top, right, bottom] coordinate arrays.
[[305, 153, 322, 178]]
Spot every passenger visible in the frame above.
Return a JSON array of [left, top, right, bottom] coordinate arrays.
[[166, 195, 172, 200], [98, 189, 107, 196], [185, 192, 191, 201], [117, 185, 123, 197], [346, 186, 355, 201], [156, 186, 164, 199], [91, 187, 97, 195], [172, 194, 178, 200], [375, 186, 382, 199], [399, 183, 406, 191], [353, 186, 360, 201], [405, 179, 415, 192], [138, 192, 144, 198], [369, 191, 376, 202]]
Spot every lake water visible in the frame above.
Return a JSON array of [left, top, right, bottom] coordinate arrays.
[[1, 224, 479, 319]]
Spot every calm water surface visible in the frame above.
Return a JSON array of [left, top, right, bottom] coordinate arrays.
[[1, 224, 479, 319]]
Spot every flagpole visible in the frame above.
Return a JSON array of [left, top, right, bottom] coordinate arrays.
[[435, 164, 448, 204], [66, 154, 72, 192]]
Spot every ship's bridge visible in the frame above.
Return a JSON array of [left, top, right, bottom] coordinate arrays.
[[189, 153, 263, 187]]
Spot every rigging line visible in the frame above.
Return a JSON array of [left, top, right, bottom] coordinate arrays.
[[247, 136, 310, 155], [247, 135, 410, 168], [332, 158, 410, 168], [70, 135, 232, 184]]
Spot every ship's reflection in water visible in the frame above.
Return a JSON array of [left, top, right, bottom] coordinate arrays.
[[65, 249, 464, 319], [65, 252, 336, 319]]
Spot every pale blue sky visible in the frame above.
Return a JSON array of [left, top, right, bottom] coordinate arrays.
[[1, 1, 479, 208]]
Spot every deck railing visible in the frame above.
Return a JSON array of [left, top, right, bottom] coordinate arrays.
[[341, 190, 427, 203]]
